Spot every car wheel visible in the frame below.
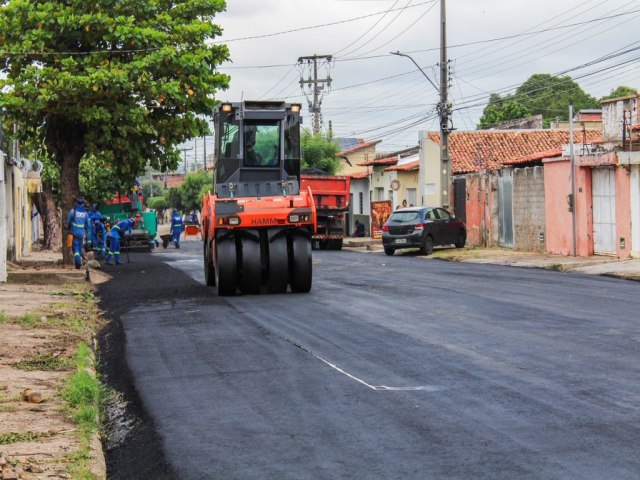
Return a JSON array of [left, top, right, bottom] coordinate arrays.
[[384, 247, 394, 256], [455, 231, 466, 249], [420, 235, 434, 255]]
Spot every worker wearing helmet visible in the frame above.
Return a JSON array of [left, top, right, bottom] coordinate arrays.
[[66, 196, 90, 269], [170, 209, 184, 248], [105, 218, 133, 265], [93, 219, 107, 258]]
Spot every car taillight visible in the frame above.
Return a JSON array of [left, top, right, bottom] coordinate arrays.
[[414, 223, 425, 231], [382, 225, 389, 232]]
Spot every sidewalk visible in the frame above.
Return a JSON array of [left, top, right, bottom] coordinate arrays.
[[343, 237, 640, 281]]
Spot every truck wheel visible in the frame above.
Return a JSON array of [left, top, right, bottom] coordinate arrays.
[[204, 239, 216, 287], [335, 239, 343, 251], [215, 238, 237, 296], [267, 235, 289, 293], [239, 235, 261, 294], [290, 236, 312, 293]]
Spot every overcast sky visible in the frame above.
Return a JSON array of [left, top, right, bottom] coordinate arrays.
[[184, 0, 640, 163]]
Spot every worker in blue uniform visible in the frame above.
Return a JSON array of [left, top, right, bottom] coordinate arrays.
[[170, 210, 184, 248], [93, 219, 107, 258], [105, 218, 133, 265], [66, 197, 90, 269], [87, 204, 102, 249]]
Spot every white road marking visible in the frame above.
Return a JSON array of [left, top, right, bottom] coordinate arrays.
[[284, 336, 439, 392]]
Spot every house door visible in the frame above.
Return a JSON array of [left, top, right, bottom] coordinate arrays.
[[498, 176, 513, 247], [453, 177, 466, 223], [592, 167, 616, 255]]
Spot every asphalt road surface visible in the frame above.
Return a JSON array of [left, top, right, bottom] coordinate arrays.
[[98, 241, 640, 480]]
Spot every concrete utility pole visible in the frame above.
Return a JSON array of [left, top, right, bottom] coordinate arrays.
[[439, 0, 452, 208], [179, 147, 192, 174], [391, 0, 452, 208], [298, 54, 332, 134]]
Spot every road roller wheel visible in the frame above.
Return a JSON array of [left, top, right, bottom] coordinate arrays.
[[204, 239, 216, 287], [290, 236, 312, 293], [215, 238, 237, 296], [266, 235, 289, 293], [239, 236, 261, 294]]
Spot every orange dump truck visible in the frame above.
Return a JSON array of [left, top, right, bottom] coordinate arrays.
[[201, 101, 316, 296], [300, 174, 351, 250]]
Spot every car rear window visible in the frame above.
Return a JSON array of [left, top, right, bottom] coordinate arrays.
[[389, 211, 420, 223]]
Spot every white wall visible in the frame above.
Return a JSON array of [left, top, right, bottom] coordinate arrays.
[[631, 164, 640, 258], [0, 153, 7, 282]]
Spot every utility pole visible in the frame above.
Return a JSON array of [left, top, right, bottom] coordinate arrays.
[[179, 147, 192, 175], [0, 151, 7, 282], [203, 134, 207, 171], [439, 0, 452, 208], [390, 0, 452, 208], [298, 54, 332, 134]]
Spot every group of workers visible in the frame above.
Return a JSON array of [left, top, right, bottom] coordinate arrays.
[[66, 196, 143, 268]]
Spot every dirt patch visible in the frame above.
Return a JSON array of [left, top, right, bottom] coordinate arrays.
[[0, 283, 106, 479]]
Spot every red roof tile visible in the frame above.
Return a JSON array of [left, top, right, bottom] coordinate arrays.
[[338, 139, 382, 156], [632, 124, 640, 131], [358, 155, 398, 167], [426, 129, 602, 174], [578, 113, 602, 122], [385, 159, 419, 172], [507, 149, 562, 166], [350, 171, 370, 179]]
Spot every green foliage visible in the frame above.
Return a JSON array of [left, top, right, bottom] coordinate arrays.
[[147, 196, 167, 210], [301, 129, 340, 174], [166, 186, 183, 211], [142, 181, 165, 199], [180, 170, 213, 211], [478, 74, 599, 128], [600, 85, 638, 101], [0, 0, 230, 206], [0, 431, 54, 445], [61, 343, 103, 435]]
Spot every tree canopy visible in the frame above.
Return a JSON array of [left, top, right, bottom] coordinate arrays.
[[600, 85, 638, 101], [301, 130, 340, 175], [0, 0, 229, 231], [478, 74, 599, 129], [167, 170, 212, 212]]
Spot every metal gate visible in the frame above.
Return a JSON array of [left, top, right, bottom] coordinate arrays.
[[453, 177, 466, 223], [592, 167, 616, 254], [499, 175, 513, 247]]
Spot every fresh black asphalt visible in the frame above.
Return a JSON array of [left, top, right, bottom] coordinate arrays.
[[98, 241, 640, 479]]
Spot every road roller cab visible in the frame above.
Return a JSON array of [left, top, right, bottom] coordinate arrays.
[[202, 101, 317, 295]]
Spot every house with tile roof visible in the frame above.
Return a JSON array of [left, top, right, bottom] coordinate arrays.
[[336, 138, 382, 176], [543, 93, 640, 259], [419, 129, 603, 249]]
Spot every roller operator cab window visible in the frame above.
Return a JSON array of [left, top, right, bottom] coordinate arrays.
[[217, 113, 240, 183], [244, 123, 279, 167]]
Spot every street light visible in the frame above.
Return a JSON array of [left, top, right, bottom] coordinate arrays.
[[390, 51, 439, 93]]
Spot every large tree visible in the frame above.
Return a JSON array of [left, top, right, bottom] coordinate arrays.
[[0, 0, 229, 261], [600, 85, 638, 101], [478, 74, 599, 129]]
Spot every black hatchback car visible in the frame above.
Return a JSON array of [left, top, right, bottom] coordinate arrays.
[[382, 207, 466, 256]]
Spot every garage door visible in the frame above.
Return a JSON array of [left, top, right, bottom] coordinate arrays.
[[592, 167, 616, 255]]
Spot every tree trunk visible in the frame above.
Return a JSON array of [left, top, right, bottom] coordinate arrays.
[[32, 187, 61, 251], [60, 152, 82, 265]]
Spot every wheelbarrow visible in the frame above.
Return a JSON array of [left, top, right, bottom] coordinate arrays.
[[160, 234, 174, 249]]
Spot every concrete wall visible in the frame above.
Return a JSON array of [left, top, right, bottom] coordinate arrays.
[[396, 170, 419, 207], [631, 164, 640, 258], [602, 96, 639, 142], [0, 153, 7, 282], [349, 177, 370, 234], [370, 166, 395, 206], [512, 166, 546, 252], [463, 172, 498, 247], [544, 157, 632, 258], [338, 145, 377, 176], [418, 133, 441, 206]]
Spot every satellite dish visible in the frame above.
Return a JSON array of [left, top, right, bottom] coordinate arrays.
[[32, 160, 43, 173], [21, 159, 32, 172]]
